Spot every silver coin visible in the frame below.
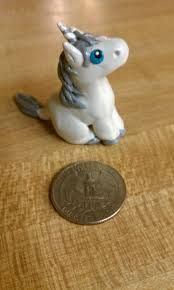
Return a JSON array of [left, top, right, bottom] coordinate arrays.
[[50, 161, 126, 225]]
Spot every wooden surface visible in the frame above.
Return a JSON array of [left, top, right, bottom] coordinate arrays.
[[0, 0, 174, 289]]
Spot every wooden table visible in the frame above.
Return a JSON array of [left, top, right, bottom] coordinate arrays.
[[0, 1, 174, 289]]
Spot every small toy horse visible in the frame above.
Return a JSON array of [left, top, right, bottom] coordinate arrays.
[[15, 23, 129, 145]]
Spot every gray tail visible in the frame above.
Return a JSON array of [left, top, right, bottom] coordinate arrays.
[[15, 93, 43, 118]]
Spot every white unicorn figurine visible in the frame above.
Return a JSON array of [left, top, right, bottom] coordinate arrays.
[[15, 23, 129, 145]]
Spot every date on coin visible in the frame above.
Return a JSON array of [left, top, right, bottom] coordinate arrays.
[[50, 161, 126, 225]]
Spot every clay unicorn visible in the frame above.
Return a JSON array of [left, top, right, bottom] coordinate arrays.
[[15, 23, 129, 145]]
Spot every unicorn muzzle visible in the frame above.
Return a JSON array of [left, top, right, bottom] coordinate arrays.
[[113, 38, 129, 62]]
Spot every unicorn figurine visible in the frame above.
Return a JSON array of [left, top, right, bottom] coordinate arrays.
[[15, 23, 129, 145]]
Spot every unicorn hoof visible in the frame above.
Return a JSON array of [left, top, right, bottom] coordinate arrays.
[[120, 129, 126, 137], [86, 137, 100, 145], [102, 136, 120, 145]]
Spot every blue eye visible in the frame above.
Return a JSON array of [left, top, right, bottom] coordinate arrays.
[[90, 49, 104, 64]]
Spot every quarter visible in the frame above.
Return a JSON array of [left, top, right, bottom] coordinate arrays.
[[50, 161, 126, 225]]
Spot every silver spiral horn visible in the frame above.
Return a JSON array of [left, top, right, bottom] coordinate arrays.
[[57, 22, 77, 43]]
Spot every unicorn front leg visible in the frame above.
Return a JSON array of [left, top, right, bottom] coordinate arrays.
[[112, 109, 126, 137], [93, 117, 121, 145]]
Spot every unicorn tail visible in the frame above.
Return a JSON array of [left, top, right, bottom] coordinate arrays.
[[15, 93, 43, 118]]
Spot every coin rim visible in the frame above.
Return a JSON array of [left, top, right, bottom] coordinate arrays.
[[50, 161, 127, 225]]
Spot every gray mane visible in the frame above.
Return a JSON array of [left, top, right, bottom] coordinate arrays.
[[58, 31, 99, 109]]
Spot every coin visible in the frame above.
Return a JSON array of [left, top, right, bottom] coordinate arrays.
[[50, 161, 126, 225]]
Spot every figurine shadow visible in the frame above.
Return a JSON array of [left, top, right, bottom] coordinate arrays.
[[38, 117, 68, 144]]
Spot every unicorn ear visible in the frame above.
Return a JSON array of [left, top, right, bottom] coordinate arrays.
[[63, 42, 83, 67]]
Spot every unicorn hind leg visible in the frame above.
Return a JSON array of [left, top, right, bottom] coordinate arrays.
[[53, 115, 98, 144], [48, 95, 98, 144]]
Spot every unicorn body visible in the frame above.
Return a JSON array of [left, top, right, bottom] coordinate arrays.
[[48, 77, 123, 144], [15, 23, 129, 145]]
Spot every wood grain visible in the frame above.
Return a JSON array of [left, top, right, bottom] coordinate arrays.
[[0, 0, 174, 289]]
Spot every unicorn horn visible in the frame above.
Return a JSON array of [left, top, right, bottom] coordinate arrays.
[[57, 22, 67, 33], [57, 22, 77, 43]]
